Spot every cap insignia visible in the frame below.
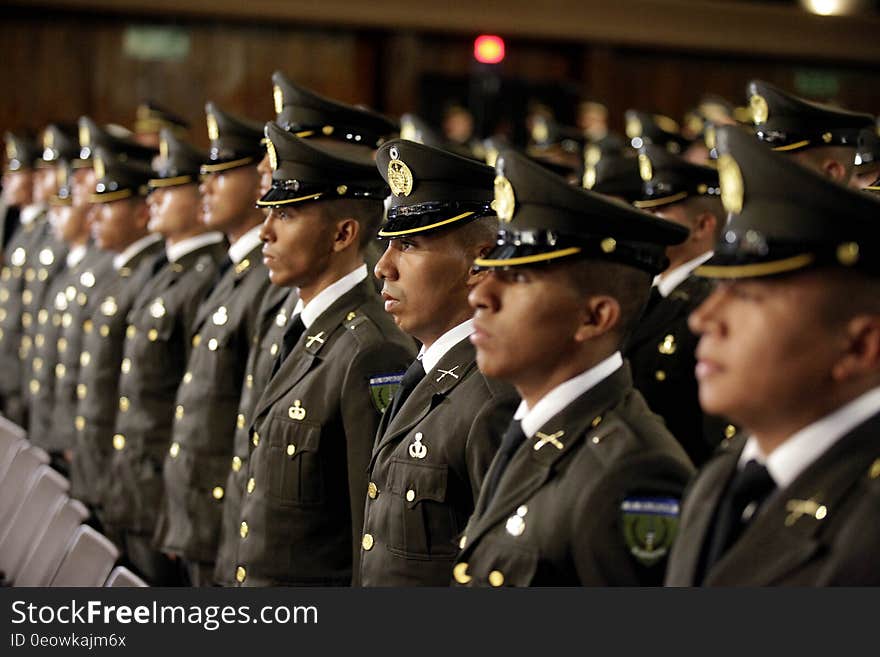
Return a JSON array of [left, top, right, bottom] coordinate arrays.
[[273, 84, 284, 115], [582, 166, 597, 190], [206, 113, 219, 141], [159, 137, 168, 161], [625, 116, 643, 140], [493, 174, 516, 224], [718, 154, 744, 214], [266, 138, 278, 171], [750, 94, 769, 125], [638, 153, 653, 182], [43, 129, 54, 150], [94, 156, 105, 180], [6, 140, 15, 160], [654, 114, 680, 134], [386, 146, 413, 197], [836, 242, 860, 266], [705, 125, 717, 150]]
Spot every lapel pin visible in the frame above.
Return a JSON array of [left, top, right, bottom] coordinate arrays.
[[436, 365, 460, 382], [534, 430, 565, 451]]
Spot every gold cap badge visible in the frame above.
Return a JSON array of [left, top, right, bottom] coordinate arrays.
[[206, 113, 219, 141], [273, 84, 284, 115], [654, 114, 680, 134], [718, 154, 744, 214], [94, 155, 105, 180], [750, 94, 769, 125], [386, 146, 413, 197], [625, 116, 643, 140], [638, 153, 653, 182], [492, 173, 515, 223], [584, 144, 601, 168], [266, 138, 278, 171], [159, 137, 169, 161], [582, 166, 596, 190], [79, 124, 90, 148]]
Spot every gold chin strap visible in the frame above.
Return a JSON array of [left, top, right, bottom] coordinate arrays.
[[696, 253, 815, 279]]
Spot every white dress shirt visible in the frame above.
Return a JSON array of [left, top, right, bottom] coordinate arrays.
[[654, 251, 713, 298], [293, 264, 368, 330], [113, 233, 163, 270], [227, 225, 263, 264], [65, 244, 87, 269], [19, 203, 46, 226], [165, 231, 225, 263], [417, 319, 475, 374]]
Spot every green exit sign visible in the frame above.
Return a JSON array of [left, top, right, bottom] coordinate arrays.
[[794, 70, 841, 99], [123, 25, 191, 61]]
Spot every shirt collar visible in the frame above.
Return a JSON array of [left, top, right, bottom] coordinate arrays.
[[65, 244, 87, 268], [227, 225, 263, 264], [654, 251, 713, 298], [113, 233, 163, 270], [513, 351, 623, 439], [292, 263, 367, 330], [166, 231, 225, 263], [738, 385, 880, 489], [19, 203, 46, 226], [417, 318, 475, 374]]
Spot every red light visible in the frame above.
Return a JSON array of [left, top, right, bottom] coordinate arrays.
[[474, 35, 505, 64]]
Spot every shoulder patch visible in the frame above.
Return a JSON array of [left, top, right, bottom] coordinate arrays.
[[621, 496, 680, 567], [369, 372, 405, 413]]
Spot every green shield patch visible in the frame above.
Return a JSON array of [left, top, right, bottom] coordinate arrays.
[[369, 372, 405, 414], [621, 497, 680, 567]]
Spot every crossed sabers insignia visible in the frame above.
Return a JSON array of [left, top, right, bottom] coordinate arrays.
[[306, 331, 326, 348], [533, 430, 565, 451], [436, 365, 460, 382]]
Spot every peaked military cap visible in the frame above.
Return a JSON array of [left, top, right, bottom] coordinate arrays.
[[78, 116, 157, 164], [866, 177, 880, 195], [257, 121, 387, 207], [528, 116, 585, 154], [633, 144, 720, 209], [581, 151, 643, 203], [41, 123, 80, 166], [473, 148, 688, 274], [201, 102, 264, 174], [747, 80, 874, 153], [88, 147, 152, 203], [375, 138, 495, 238], [855, 126, 880, 166], [683, 95, 735, 140], [272, 71, 398, 148], [4, 132, 40, 172], [625, 110, 691, 154], [50, 160, 74, 206], [149, 129, 207, 189], [697, 125, 880, 279], [134, 100, 190, 136]]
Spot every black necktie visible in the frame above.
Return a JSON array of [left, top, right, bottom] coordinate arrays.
[[270, 314, 305, 378], [480, 419, 526, 510], [645, 285, 664, 315], [385, 358, 426, 423], [150, 252, 169, 276], [700, 459, 777, 581]]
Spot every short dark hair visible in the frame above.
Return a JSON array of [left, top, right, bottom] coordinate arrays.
[[450, 214, 499, 251], [320, 198, 384, 252]]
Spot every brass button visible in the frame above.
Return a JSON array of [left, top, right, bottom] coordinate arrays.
[[183, 371, 192, 384], [119, 396, 130, 412], [286, 444, 296, 457], [175, 405, 184, 420], [22, 312, 32, 327], [35, 334, 44, 348], [37, 309, 48, 324], [367, 482, 378, 499], [55, 363, 66, 378], [148, 328, 159, 342], [112, 434, 126, 450], [192, 334, 201, 348], [169, 442, 180, 458], [208, 338, 219, 351], [121, 358, 131, 374], [23, 289, 33, 303], [33, 357, 43, 371], [57, 337, 67, 352], [252, 432, 260, 447], [235, 566, 246, 583], [654, 370, 667, 381], [488, 570, 505, 587], [83, 319, 93, 334], [76, 383, 87, 399], [29, 379, 39, 394], [459, 535, 467, 549], [75, 416, 85, 431], [239, 521, 249, 539], [270, 343, 278, 356], [245, 374, 253, 388], [453, 563, 471, 584], [62, 313, 72, 328], [591, 415, 602, 427], [724, 424, 737, 439], [80, 351, 91, 367], [361, 533, 374, 551], [870, 459, 880, 480], [231, 456, 242, 472], [236, 414, 246, 429], [99, 324, 110, 337], [247, 477, 256, 494], [126, 325, 136, 339], [212, 486, 224, 500], [406, 489, 415, 502]]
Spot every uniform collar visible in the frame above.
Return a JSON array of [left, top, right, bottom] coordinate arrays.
[[113, 233, 163, 270], [293, 263, 367, 330], [65, 243, 88, 268], [739, 384, 880, 489], [417, 318, 475, 375], [166, 231, 225, 263], [654, 250, 712, 298], [20, 203, 46, 225], [227, 224, 263, 264], [513, 351, 623, 439]]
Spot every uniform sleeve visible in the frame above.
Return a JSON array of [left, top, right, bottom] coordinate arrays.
[[464, 386, 519, 501], [341, 339, 415, 580]]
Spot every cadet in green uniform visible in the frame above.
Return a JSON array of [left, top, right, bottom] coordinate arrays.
[[665, 126, 880, 586], [746, 79, 873, 185], [102, 129, 226, 585], [155, 103, 271, 586], [625, 144, 728, 465], [0, 132, 41, 425], [452, 149, 694, 587], [580, 147, 642, 203], [133, 101, 190, 149], [215, 72, 397, 585], [359, 139, 517, 586], [228, 122, 415, 587], [69, 148, 164, 525]]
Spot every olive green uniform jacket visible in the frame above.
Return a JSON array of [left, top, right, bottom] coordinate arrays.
[[359, 337, 518, 586], [453, 364, 694, 587]]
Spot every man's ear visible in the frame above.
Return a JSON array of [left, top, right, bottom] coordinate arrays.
[[831, 315, 880, 382], [332, 217, 360, 252], [822, 158, 848, 184], [466, 241, 494, 285], [573, 294, 620, 343], [694, 211, 718, 243]]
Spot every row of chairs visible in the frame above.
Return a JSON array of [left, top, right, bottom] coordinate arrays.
[[0, 414, 147, 587]]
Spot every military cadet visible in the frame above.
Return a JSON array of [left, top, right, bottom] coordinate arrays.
[[101, 129, 226, 585], [228, 122, 416, 587], [624, 144, 727, 465], [156, 103, 270, 586], [0, 132, 41, 425], [69, 148, 164, 526], [452, 149, 695, 587], [213, 73, 400, 584], [746, 80, 873, 184], [133, 101, 190, 149], [851, 126, 880, 190], [625, 110, 691, 155], [357, 139, 517, 586], [581, 148, 642, 204], [665, 126, 880, 586]]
